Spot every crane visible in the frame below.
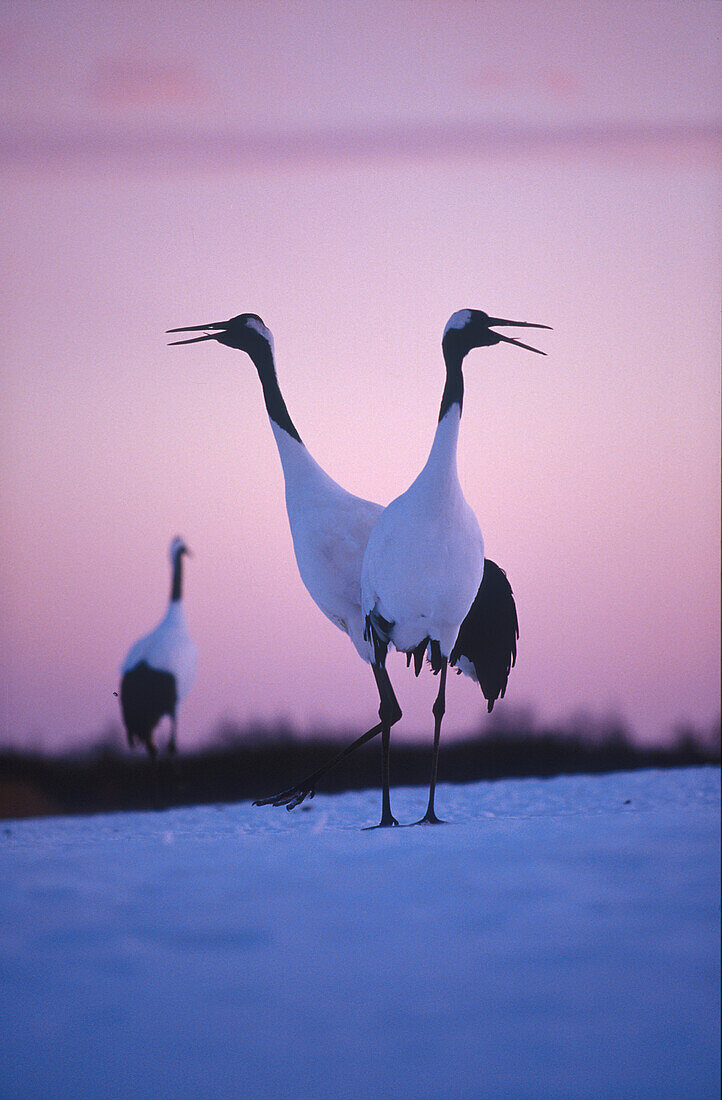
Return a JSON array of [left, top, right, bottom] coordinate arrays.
[[119, 536, 198, 760], [361, 309, 549, 824], [168, 312, 531, 825], [168, 313, 404, 824]]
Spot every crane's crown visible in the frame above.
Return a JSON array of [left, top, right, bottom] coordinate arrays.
[[443, 309, 476, 335], [169, 536, 189, 561], [222, 313, 273, 348]]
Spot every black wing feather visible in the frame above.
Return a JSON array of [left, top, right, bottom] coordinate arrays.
[[120, 661, 177, 748], [450, 559, 519, 712]]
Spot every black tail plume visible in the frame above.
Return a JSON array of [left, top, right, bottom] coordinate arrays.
[[450, 559, 519, 711]]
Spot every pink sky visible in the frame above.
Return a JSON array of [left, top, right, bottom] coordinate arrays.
[[1, 1, 720, 750]]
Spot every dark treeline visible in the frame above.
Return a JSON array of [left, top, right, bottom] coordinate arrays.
[[1, 713, 719, 820]]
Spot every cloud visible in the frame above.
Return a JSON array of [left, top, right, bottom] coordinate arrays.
[[470, 65, 582, 101], [89, 58, 205, 107]]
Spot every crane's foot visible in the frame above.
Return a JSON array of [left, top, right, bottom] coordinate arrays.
[[363, 811, 400, 830], [253, 785, 315, 811], [413, 809, 446, 826]]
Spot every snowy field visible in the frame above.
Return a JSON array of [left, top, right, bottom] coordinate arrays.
[[1, 768, 719, 1100]]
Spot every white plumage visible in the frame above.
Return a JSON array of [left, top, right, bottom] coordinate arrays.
[[269, 421, 382, 663], [361, 404, 484, 658], [119, 536, 198, 758], [121, 603, 197, 702]]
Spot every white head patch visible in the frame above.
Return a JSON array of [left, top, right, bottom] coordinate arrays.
[[443, 309, 472, 336], [169, 536, 186, 561], [246, 316, 274, 354]]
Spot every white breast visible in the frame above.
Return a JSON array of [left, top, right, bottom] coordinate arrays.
[[121, 604, 198, 701], [272, 424, 382, 662], [361, 406, 484, 657], [362, 485, 483, 656]]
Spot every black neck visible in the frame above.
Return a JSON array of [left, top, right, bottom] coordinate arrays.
[[171, 552, 183, 602], [438, 342, 464, 422], [249, 341, 302, 443]]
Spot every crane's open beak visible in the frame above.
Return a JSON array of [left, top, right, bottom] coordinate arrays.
[[486, 316, 552, 357], [166, 320, 229, 345]]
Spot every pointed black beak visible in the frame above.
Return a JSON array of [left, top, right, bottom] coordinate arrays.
[[166, 320, 228, 346], [495, 333, 548, 356], [486, 316, 552, 356], [486, 316, 552, 331]]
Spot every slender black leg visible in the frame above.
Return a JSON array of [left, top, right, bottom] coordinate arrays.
[[369, 723, 399, 828], [168, 717, 177, 755], [254, 720, 384, 808], [367, 664, 400, 827], [254, 665, 402, 812], [416, 658, 447, 825], [372, 664, 403, 728]]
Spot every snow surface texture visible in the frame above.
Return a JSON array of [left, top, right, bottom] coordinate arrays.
[[1, 769, 719, 1100]]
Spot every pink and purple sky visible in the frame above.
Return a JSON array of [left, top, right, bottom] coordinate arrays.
[[1, 1, 720, 750]]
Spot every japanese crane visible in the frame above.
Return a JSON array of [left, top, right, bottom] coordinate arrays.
[[168, 312, 528, 825], [119, 536, 198, 760], [361, 308, 549, 823]]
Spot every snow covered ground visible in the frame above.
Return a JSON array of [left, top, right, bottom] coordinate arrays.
[[1, 768, 719, 1100]]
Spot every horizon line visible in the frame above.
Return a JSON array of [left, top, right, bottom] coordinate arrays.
[[2, 118, 720, 170]]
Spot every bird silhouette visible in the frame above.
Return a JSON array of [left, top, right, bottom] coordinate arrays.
[[169, 312, 536, 824], [361, 309, 548, 823], [120, 536, 198, 760]]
